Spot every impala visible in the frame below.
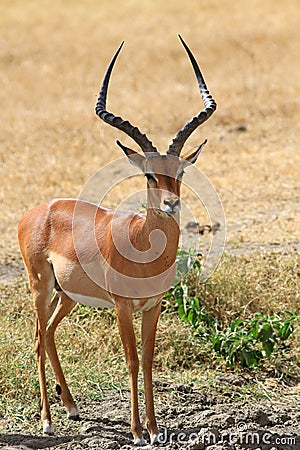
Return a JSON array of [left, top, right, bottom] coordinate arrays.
[[18, 36, 216, 446]]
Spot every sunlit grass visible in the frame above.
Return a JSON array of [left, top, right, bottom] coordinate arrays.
[[0, 253, 299, 433], [194, 253, 300, 323], [0, 0, 299, 437], [1, 0, 300, 258]]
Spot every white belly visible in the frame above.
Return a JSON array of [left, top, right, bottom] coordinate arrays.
[[64, 290, 115, 309]]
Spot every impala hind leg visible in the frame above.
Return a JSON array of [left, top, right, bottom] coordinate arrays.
[[142, 302, 161, 445], [46, 292, 79, 420], [30, 268, 55, 435], [115, 300, 145, 446]]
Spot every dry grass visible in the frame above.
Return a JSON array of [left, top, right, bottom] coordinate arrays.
[[195, 253, 300, 323], [0, 253, 299, 433], [0, 0, 299, 256]]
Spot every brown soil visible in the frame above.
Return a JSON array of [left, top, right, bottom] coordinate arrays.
[[1, 376, 299, 449]]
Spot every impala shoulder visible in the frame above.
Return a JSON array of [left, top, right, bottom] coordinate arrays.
[[112, 211, 146, 231], [117, 210, 146, 221], [18, 200, 53, 234], [49, 198, 114, 215]]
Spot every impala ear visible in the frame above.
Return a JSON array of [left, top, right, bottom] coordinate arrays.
[[116, 140, 146, 170], [183, 139, 207, 164]]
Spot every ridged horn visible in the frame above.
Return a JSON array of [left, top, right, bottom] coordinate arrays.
[[95, 42, 158, 155], [167, 35, 217, 156]]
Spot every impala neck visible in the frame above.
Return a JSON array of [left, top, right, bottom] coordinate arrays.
[[139, 207, 180, 265]]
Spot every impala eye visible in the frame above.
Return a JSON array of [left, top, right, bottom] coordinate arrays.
[[145, 173, 157, 184]]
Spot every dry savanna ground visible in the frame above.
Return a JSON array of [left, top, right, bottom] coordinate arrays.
[[0, 0, 299, 449]]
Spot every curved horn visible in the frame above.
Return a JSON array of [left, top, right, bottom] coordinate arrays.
[[95, 42, 158, 155], [167, 35, 217, 156]]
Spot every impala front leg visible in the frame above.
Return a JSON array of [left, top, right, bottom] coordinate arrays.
[[35, 314, 53, 435], [115, 299, 145, 445], [142, 301, 162, 444], [31, 275, 55, 435]]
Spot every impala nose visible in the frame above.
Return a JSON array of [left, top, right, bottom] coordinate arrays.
[[163, 198, 180, 215]]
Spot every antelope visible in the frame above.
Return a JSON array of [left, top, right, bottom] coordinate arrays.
[[18, 36, 216, 446]]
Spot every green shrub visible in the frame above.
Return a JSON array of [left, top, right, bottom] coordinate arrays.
[[164, 250, 299, 368]]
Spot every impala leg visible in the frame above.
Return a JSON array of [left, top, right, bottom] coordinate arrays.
[[46, 292, 79, 420], [30, 272, 55, 435], [141, 302, 161, 445], [115, 300, 145, 446]]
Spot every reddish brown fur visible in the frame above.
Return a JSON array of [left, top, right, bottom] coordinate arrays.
[[18, 151, 200, 444], [17, 33, 216, 444]]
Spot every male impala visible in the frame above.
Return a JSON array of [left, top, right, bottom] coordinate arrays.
[[18, 36, 216, 446]]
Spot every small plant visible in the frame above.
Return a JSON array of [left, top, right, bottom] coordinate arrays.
[[211, 312, 298, 367], [164, 251, 299, 368], [172, 249, 202, 288]]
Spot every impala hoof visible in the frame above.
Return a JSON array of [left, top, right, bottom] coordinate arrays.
[[68, 407, 80, 420], [134, 437, 146, 446], [150, 433, 163, 445], [43, 422, 55, 435]]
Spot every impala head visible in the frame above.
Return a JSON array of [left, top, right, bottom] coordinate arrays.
[[95, 36, 217, 216]]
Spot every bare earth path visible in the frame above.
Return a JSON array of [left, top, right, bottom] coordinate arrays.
[[1, 376, 299, 449]]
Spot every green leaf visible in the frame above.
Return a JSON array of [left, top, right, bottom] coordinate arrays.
[[241, 349, 260, 367], [278, 321, 294, 341], [258, 323, 275, 343], [261, 339, 275, 357], [177, 304, 186, 320]]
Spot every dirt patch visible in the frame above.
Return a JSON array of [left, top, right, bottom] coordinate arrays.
[[0, 253, 25, 285], [1, 376, 299, 450], [0, 262, 24, 285]]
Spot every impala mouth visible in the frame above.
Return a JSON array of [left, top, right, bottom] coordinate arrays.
[[154, 207, 179, 217], [162, 206, 180, 216]]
